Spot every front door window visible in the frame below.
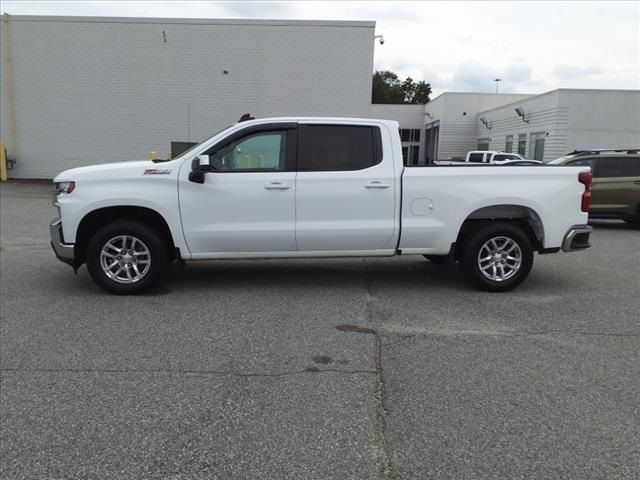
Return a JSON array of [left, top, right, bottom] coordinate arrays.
[[211, 131, 287, 171]]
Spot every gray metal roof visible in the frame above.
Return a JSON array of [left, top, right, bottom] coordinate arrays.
[[2, 14, 376, 28]]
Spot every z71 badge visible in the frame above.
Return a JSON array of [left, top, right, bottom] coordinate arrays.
[[143, 168, 172, 175]]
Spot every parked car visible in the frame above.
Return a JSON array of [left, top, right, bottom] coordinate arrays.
[[549, 149, 640, 223], [466, 151, 527, 164], [434, 151, 528, 166], [50, 116, 593, 294]]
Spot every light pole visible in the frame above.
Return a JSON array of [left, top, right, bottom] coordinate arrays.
[[494, 78, 502, 94]]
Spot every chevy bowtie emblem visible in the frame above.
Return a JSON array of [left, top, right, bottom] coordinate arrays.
[[144, 168, 171, 175]]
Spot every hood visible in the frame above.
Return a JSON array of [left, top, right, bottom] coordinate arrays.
[[53, 159, 176, 182]]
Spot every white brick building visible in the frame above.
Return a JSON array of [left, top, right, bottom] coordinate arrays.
[[1, 15, 375, 178]]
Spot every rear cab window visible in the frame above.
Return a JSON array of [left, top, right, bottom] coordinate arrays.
[[468, 153, 484, 163]]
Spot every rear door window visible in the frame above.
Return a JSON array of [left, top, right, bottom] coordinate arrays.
[[619, 157, 640, 177], [299, 125, 381, 171], [596, 157, 637, 178]]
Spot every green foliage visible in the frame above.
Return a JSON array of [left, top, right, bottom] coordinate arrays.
[[372, 70, 432, 105]]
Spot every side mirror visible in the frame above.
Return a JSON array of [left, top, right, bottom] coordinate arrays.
[[191, 155, 210, 171], [189, 170, 206, 184], [189, 155, 214, 184]]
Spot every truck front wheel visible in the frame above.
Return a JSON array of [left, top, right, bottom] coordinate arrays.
[[459, 223, 533, 292], [86, 220, 168, 294]]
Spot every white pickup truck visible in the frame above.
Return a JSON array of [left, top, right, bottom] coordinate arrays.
[[50, 117, 593, 294], [466, 151, 527, 164], [436, 151, 530, 166]]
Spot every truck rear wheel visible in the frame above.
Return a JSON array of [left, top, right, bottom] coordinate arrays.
[[86, 220, 168, 294], [459, 223, 533, 292]]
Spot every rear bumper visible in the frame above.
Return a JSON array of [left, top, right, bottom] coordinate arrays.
[[561, 224, 593, 252], [49, 217, 75, 267]]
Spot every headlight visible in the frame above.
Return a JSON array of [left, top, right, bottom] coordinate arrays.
[[54, 181, 76, 195]]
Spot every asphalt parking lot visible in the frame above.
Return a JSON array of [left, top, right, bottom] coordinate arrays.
[[1, 180, 639, 480]]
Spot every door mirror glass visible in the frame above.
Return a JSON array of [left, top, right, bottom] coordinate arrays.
[[197, 155, 210, 168], [191, 154, 213, 172]]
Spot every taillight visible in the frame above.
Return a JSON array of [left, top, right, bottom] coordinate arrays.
[[578, 171, 592, 212]]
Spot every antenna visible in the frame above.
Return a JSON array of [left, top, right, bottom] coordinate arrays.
[[494, 78, 502, 94]]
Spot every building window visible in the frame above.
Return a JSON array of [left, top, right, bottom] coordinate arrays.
[[399, 129, 421, 166], [505, 135, 513, 153], [529, 132, 545, 161], [477, 138, 490, 151], [411, 145, 419, 165], [517, 134, 527, 156], [401, 146, 420, 165], [399, 129, 420, 142]]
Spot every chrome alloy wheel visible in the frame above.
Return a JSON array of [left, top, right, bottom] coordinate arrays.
[[99, 235, 151, 284], [477, 236, 522, 282]]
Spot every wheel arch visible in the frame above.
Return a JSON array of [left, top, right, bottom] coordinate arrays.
[[75, 206, 176, 266], [455, 204, 545, 257]]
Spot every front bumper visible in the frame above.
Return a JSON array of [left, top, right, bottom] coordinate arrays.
[[561, 224, 593, 252], [49, 217, 75, 267]]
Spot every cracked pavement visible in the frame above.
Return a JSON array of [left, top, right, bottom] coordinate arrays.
[[1, 181, 639, 479]]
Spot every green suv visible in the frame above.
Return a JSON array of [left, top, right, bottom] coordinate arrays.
[[550, 149, 640, 223]]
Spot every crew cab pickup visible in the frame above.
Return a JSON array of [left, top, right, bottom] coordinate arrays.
[[50, 117, 593, 294]]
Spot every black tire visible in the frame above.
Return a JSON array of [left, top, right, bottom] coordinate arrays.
[[423, 254, 451, 264], [86, 220, 168, 294], [459, 222, 534, 292]]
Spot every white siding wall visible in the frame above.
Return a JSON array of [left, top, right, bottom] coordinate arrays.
[[369, 104, 424, 127], [0, 16, 375, 178], [476, 89, 640, 161], [475, 90, 567, 160], [562, 90, 640, 151], [426, 93, 533, 160]]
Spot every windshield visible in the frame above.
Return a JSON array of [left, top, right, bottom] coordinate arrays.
[[173, 124, 234, 160]]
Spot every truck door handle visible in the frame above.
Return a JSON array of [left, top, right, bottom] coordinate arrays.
[[634, 180, 640, 185], [264, 182, 290, 190], [365, 181, 390, 189]]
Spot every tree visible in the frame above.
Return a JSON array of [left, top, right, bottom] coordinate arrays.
[[372, 70, 431, 105]]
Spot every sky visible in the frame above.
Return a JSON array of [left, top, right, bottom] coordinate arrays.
[[2, 0, 639, 97]]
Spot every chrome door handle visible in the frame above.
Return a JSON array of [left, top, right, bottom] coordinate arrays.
[[365, 181, 390, 189], [264, 182, 290, 190]]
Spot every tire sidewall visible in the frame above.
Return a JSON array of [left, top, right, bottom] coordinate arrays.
[[460, 223, 534, 292], [86, 221, 167, 294]]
